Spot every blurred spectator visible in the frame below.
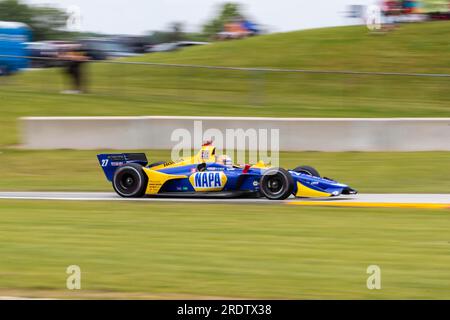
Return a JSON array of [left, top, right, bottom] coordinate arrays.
[[58, 44, 89, 94], [382, 0, 402, 16], [381, 0, 402, 30], [218, 16, 259, 40], [401, 0, 422, 14], [242, 19, 260, 36], [370, 0, 429, 30], [202, 3, 261, 40]]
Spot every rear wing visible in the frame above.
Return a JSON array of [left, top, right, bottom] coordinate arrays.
[[97, 153, 148, 181]]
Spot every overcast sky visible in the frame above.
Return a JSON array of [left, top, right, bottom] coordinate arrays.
[[24, 0, 375, 35]]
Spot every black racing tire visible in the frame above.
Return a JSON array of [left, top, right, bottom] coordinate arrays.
[[112, 163, 148, 198], [147, 161, 166, 168], [293, 165, 320, 177], [260, 167, 295, 200]]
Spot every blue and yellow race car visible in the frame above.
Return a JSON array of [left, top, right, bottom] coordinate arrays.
[[97, 143, 357, 200]]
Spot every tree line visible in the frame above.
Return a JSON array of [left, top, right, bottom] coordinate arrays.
[[0, 0, 247, 43]]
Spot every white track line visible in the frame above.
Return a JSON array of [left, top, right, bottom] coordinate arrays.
[[0, 296, 55, 300], [0, 192, 448, 204]]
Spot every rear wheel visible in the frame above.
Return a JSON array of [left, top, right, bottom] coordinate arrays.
[[260, 168, 295, 200], [293, 165, 320, 177], [112, 163, 148, 198]]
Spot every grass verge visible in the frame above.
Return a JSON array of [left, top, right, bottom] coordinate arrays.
[[0, 200, 448, 299], [0, 149, 449, 193]]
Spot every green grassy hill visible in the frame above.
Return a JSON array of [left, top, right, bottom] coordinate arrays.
[[0, 22, 449, 146], [135, 22, 450, 73]]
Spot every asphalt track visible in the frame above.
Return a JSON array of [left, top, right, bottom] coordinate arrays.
[[0, 192, 449, 209]]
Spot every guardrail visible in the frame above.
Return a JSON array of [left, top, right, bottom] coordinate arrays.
[[21, 116, 450, 151], [1, 54, 450, 77]]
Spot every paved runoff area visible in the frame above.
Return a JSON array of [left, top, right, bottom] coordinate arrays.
[[0, 192, 448, 209]]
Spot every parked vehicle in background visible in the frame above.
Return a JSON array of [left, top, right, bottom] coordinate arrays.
[[26, 41, 59, 68], [26, 41, 81, 68], [0, 21, 31, 75], [27, 37, 142, 67], [113, 35, 149, 54], [176, 41, 210, 49], [79, 39, 108, 60], [146, 42, 179, 53], [27, 42, 52, 67], [80, 38, 138, 59], [145, 41, 209, 53]]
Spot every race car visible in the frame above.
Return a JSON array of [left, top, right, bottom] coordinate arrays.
[[97, 142, 357, 200]]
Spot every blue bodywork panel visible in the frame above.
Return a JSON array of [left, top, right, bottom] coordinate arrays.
[[97, 153, 148, 181], [158, 163, 264, 193]]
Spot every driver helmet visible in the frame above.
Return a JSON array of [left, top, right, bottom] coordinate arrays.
[[216, 155, 232, 167]]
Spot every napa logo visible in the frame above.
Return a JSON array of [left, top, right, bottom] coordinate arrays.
[[189, 172, 227, 191]]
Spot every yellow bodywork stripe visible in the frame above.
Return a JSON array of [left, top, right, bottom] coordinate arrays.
[[150, 146, 217, 171], [251, 160, 270, 169], [295, 181, 332, 198], [288, 201, 450, 209], [143, 168, 187, 195]]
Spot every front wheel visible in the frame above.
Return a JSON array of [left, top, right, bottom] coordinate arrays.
[[112, 163, 148, 198], [260, 168, 295, 200], [293, 165, 320, 177]]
